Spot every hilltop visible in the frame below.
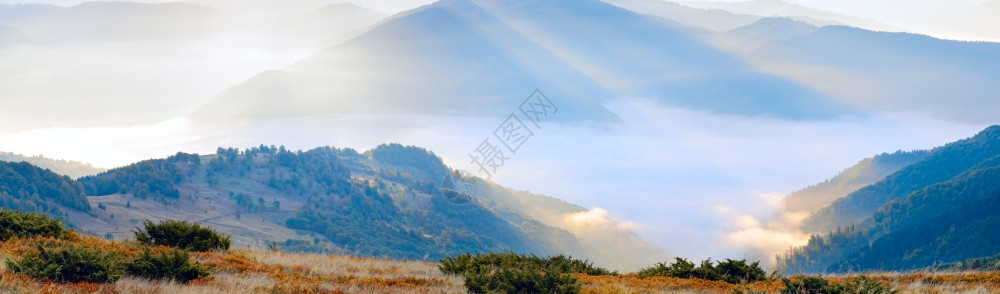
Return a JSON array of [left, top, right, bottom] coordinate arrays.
[[0, 143, 661, 271]]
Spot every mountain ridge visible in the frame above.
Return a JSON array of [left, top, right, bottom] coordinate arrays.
[[747, 25, 1000, 124], [782, 149, 929, 216], [0, 143, 661, 271], [191, 0, 854, 123], [802, 125, 1000, 232], [779, 125, 1000, 273]]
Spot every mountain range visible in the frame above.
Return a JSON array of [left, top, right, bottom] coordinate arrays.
[[0, 144, 662, 271], [676, 0, 894, 31], [778, 125, 1000, 273], [191, 0, 853, 123], [781, 150, 929, 217], [4, 0, 999, 128], [187, 0, 1000, 126], [741, 21, 1000, 124], [2, 0, 1000, 276]]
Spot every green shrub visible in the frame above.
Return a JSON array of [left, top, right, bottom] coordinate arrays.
[[440, 252, 615, 276], [781, 275, 898, 294], [543, 254, 617, 276], [827, 276, 899, 294], [133, 219, 230, 252], [463, 263, 580, 294], [715, 258, 769, 284], [126, 248, 209, 283], [638, 257, 768, 284], [733, 288, 769, 294], [440, 252, 608, 294], [637, 257, 695, 279], [782, 276, 832, 294], [0, 209, 65, 241], [5, 244, 124, 283]]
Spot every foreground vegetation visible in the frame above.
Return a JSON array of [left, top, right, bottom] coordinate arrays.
[[1, 209, 999, 293], [0, 209, 462, 293]]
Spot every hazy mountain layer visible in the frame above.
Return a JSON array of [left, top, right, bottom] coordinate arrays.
[[192, 0, 618, 123], [676, 0, 894, 32], [0, 151, 106, 178], [193, 0, 852, 122], [603, 0, 762, 31], [745, 24, 1000, 124], [782, 150, 929, 216]]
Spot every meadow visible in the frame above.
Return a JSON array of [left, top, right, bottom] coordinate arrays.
[[0, 210, 997, 294], [2, 232, 999, 294]]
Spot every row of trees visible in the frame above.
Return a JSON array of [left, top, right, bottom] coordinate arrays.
[[78, 152, 196, 200], [0, 161, 90, 213]]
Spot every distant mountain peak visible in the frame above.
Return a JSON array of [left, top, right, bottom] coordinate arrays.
[[0, 152, 105, 179]]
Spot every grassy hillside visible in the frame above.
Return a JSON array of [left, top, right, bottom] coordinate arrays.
[[0, 208, 995, 294], [1, 233, 998, 293], [73, 146, 563, 260], [56, 144, 671, 271], [780, 125, 1000, 274], [0, 234, 463, 293]]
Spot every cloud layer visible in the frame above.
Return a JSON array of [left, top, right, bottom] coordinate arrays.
[[0, 97, 986, 263]]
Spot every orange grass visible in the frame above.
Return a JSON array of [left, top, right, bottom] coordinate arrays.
[[0, 232, 462, 293], [580, 272, 1000, 294], [2, 232, 1000, 293], [579, 274, 784, 294]]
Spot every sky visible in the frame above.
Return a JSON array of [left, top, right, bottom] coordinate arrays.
[[0, 0, 998, 266], [0, 0, 429, 15]]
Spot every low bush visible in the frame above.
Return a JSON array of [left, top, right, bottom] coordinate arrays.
[[5, 244, 124, 283], [440, 252, 610, 294], [781, 276, 831, 294], [463, 262, 580, 294], [715, 258, 769, 284], [638, 257, 768, 284], [440, 252, 615, 276], [0, 209, 65, 241], [126, 248, 209, 283], [133, 219, 230, 252], [781, 275, 898, 294], [6, 242, 212, 284]]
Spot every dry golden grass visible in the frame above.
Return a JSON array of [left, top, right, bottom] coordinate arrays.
[[579, 274, 784, 294], [3, 233, 1000, 294], [579, 272, 1000, 294], [0, 232, 463, 293]]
